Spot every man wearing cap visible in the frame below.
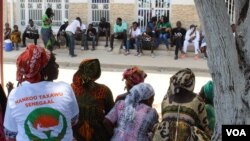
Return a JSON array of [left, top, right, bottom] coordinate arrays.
[[57, 19, 69, 48], [181, 24, 200, 60]]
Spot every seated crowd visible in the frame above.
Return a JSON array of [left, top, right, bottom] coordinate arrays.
[[4, 15, 235, 60], [0, 44, 216, 141]]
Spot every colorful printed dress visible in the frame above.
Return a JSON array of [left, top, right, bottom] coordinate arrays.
[[72, 83, 114, 141], [152, 94, 211, 141], [105, 100, 158, 141]]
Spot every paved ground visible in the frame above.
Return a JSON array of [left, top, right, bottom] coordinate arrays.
[[3, 39, 209, 74]]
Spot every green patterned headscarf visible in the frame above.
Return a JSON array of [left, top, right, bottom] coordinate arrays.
[[203, 81, 214, 105]]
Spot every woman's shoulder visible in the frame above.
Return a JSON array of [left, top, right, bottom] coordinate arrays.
[[98, 83, 112, 91]]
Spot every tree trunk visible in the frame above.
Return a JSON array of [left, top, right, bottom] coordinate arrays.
[[194, 0, 250, 140]]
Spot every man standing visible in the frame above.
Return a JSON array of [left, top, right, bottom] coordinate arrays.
[[65, 17, 82, 57], [96, 17, 110, 47], [181, 24, 200, 60], [109, 17, 127, 52], [82, 24, 97, 51], [171, 21, 186, 60]]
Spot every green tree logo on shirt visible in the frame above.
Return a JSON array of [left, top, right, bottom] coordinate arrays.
[[24, 107, 67, 141]]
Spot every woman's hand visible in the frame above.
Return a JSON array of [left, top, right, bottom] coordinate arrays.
[[6, 81, 14, 94]]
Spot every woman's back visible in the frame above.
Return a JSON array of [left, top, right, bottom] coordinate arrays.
[[106, 100, 158, 141], [73, 82, 114, 141], [4, 81, 79, 141]]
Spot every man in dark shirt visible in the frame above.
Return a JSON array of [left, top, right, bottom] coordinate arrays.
[[139, 26, 155, 57], [57, 19, 69, 48], [83, 24, 97, 50], [171, 21, 186, 60], [96, 17, 110, 47]]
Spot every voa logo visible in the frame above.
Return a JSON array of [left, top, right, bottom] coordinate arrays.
[[226, 129, 247, 136]]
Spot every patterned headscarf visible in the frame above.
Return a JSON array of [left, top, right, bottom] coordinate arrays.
[[123, 83, 155, 123], [203, 81, 214, 105], [167, 68, 195, 97], [71, 59, 101, 96], [16, 44, 51, 83], [122, 66, 147, 90]]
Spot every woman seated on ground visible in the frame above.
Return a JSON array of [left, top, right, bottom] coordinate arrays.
[[152, 68, 211, 141], [71, 59, 114, 141], [103, 83, 159, 141], [199, 81, 215, 133], [4, 45, 79, 141], [115, 66, 147, 102]]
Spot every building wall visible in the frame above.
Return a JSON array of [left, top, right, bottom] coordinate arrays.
[[68, 3, 88, 23], [110, 4, 136, 30], [171, 4, 200, 29], [9, 0, 200, 31]]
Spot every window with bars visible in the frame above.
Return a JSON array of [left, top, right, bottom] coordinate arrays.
[[19, 0, 68, 29], [225, 0, 235, 23], [91, 0, 110, 27], [138, 0, 170, 32]]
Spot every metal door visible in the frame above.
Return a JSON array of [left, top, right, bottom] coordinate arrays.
[[91, 0, 110, 27], [138, 0, 170, 32]]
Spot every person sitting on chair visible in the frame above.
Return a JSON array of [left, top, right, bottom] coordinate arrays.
[[171, 21, 186, 60], [96, 17, 110, 47], [4, 23, 11, 40], [124, 22, 141, 55], [181, 24, 200, 60], [22, 19, 39, 47], [157, 16, 171, 50], [82, 24, 97, 51], [139, 26, 155, 57], [109, 17, 127, 52], [10, 25, 21, 50]]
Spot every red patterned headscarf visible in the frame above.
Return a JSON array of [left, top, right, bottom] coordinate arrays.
[[122, 66, 147, 90], [16, 44, 51, 83]]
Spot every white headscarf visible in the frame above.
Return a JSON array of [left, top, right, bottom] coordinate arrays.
[[124, 83, 155, 122]]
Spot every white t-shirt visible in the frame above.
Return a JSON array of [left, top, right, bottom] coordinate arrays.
[[4, 81, 79, 141], [129, 27, 141, 38], [185, 28, 200, 42], [65, 20, 81, 34], [81, 24, 86, 30]]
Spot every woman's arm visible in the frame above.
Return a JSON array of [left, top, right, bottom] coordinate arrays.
[[103, 118, 114, 138]]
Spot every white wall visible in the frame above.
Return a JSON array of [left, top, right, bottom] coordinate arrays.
[[171, 0, 195, 5]]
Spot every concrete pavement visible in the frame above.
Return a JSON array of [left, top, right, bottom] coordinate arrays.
[[3, 41, 209, 74]]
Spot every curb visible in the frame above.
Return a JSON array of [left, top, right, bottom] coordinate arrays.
[[4, 58, 210, 74]]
